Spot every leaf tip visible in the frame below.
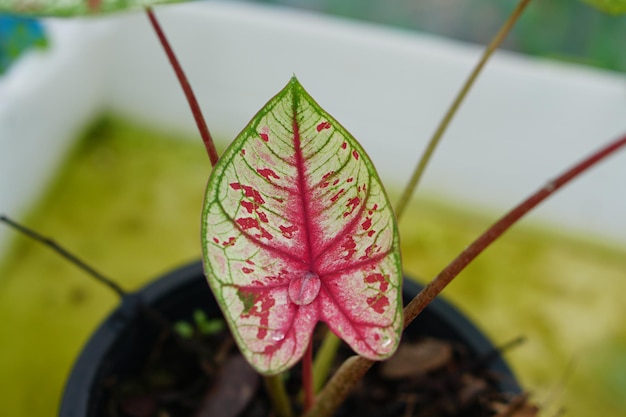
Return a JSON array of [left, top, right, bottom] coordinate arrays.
[[288, 75, 302, 89]]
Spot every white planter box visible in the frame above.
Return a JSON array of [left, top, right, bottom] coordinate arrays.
[[1, 0, 625, 258]]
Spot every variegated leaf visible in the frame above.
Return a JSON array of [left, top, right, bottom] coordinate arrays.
[[201, 77, 402, 375]]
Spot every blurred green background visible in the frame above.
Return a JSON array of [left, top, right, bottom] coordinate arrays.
[[2, 0, 625, 73], [250, 0, 626, 72], [1, 0, 625, 416], [1, 118, 625, 416]]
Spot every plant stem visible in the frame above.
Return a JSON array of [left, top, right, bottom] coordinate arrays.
[[303, 339, 315, 411], [312, 330, 341, 393], [0, 215, 126, 298], [264, 374, 294, 417], [394, 0, 532, 220], [306, 131, 626, 417], [145, 7, 219, 166], [145, 9, 296, 415], [403, 132, 626, 328], [146, 6, 302, 417], [304, 355, 373, 417]]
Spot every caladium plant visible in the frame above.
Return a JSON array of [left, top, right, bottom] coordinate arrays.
[[201, 77, 403, 375], [2, 1, 626, 417]]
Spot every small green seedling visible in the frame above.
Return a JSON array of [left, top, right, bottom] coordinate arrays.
[[174, 310, 225, 339]]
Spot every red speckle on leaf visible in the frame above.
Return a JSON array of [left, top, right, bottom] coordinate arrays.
[[341, 236, 357, 260], [258, 168, 280, 182], [237, 217, 273, 240], [222, 237, 237, 247], [264, 344, 280, 354], [341, 142, 347, 150], [332, 179, 339, 186], [239, 289, 275, 339], [213, 237, 219, 244], [279, 225, 298, 239], [347, 177, 354, 183], [365, 273, 389, 292], [231, 183, 265, 206], [259, 228, 274, 240], [320, 172, 335, 188], [374, 333, 381, 341], [330, 188, 345, 203], [258, 211, 269, 223], [260, 133, 269, 142], [365, 272, 391, 314], [360, 243, 379, 260], [246, 187, 265, 205], [367, 294, 389, 314], [362, 217, 372, 230], [246, 260, 255, 265], [367, 230, 376, 237], [343, 196, 361, 217], [352, 150, 359, 160], [241, 149, 246, 156], [317, 121, 331, 132], [237, 217, 259, 230], [242, 267, 254, 274], [241, 201, 256, 214]]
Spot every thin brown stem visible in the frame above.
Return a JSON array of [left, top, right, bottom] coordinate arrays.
[[145, 7, 219, 166], [302, 339, 315, 411], [306, 131, 626, 417], [403, 132, 626, 327], [394, 0, 532, 220], [0, 215, 126, 298]]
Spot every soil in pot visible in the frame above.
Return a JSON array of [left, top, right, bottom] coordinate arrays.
[[61, 262, 534, 417], [113, 323, 533, 417]]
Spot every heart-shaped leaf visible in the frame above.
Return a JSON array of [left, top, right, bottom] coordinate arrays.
[[201, 77, 402, 375], [0, 0, 181, 17]]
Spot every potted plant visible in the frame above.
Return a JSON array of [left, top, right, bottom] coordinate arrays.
[[0, 0, 620, 416]]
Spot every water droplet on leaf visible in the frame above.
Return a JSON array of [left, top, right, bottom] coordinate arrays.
[[288, 271, 321, 306], [270, 331, 286, 342], [381, 337, 393, 348]]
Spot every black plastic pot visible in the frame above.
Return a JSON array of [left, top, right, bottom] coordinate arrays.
[[59, 261, 520, 416]]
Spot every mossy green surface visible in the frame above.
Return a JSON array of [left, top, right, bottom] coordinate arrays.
[[1, 118, 625, 416], [399, 198, 626, 417]]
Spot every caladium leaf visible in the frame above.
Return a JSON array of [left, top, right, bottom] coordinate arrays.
[[0, 0, 182, 17], [201, 77, 402, 375]]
